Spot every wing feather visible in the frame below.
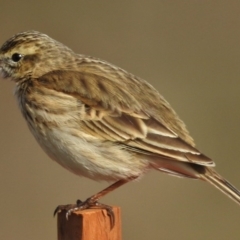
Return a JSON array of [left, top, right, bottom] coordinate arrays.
[[36, 61, 214, 166]]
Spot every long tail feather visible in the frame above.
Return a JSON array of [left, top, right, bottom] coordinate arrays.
[[202, 168, 240, 205]]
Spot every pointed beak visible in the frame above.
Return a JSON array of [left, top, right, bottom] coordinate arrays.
[[0, 59, 2, 72], [0, 57, 4, 78]]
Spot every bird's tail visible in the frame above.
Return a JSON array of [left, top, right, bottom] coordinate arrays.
[[201, 167, 240, 205], [149, 155, 240, 205]]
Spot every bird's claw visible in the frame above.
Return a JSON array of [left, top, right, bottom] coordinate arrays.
[[53, 198, 115, 228]]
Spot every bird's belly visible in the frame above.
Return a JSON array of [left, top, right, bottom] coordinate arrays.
[[30, 126, 149, 181]]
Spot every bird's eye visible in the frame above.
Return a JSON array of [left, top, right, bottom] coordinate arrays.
[[11, 53, 23, 62]]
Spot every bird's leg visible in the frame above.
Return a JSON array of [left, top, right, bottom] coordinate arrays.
[[54, 177, 137, 227]]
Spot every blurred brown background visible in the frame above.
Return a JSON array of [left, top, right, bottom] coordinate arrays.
[[0, 1, 240, 239]]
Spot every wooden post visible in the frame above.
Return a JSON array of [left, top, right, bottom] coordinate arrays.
[[57, 206, 121, 240]]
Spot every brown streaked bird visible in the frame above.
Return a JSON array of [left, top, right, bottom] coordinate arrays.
[[0, 31, 240, 225]]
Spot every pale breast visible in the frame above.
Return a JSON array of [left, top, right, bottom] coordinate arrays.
[[14, 83, 149, 181]]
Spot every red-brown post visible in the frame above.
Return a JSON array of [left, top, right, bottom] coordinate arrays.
[[57, 207, 122, 240]]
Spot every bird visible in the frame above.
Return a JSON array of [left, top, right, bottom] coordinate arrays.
[[0, 30, 239, 225]]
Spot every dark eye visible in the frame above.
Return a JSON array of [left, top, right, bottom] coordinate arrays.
[[11, 53, 23, 62]]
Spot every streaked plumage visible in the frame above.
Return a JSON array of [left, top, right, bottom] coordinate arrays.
[[1, 31, 240, 214]]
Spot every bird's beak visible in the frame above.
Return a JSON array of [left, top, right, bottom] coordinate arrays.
[[0, 55, 3, 68], [0, 57, 4, 79]]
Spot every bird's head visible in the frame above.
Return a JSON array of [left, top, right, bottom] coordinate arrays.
[[0, 30, 75, 82]]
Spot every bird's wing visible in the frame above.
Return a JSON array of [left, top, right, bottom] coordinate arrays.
[[37, 60, 213, 166]]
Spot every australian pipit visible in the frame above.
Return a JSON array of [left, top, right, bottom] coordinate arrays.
[[0, 31, 239, 224]]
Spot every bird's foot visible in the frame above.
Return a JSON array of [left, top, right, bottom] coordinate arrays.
[[54, 198, 115, 227]]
